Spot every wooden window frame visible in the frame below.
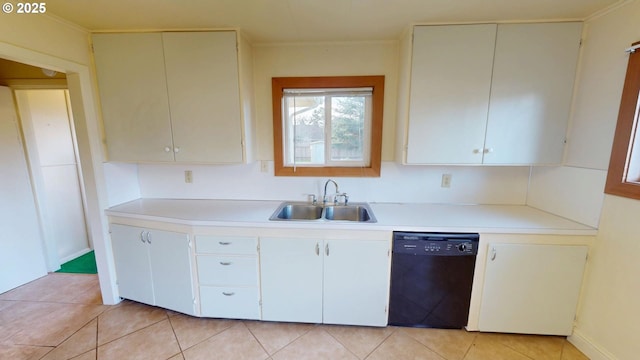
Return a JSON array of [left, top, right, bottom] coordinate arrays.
[[605, 41, 640, 200], [272, 75, 384, 177]]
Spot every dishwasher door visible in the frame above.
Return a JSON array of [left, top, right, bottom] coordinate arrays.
[[388, 232, 479, 329]]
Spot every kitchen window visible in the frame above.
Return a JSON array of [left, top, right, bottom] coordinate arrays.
[[605, 41, 640, 200], [272, 76, 384, 177]]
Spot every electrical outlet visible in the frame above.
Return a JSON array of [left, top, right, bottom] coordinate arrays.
[[441, 174, 452, 188], [184, 170, 193, 183]]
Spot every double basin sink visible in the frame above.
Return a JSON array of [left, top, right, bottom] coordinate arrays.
[[269, 201, 377, 223]]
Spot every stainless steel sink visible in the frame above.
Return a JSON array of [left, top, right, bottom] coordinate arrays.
[[270, 202, 323, 220], [324, 204, 375, 222], [269, 201, 376, 223]]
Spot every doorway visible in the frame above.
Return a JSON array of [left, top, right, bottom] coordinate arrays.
[[0, 58, 92, 271], [0, 42, 119, 304]]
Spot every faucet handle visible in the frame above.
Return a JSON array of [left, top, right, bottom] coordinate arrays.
[[306, 194, 317, 205], [335, 193, 349, 205]]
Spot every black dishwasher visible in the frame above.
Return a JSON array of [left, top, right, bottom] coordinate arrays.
[[388, 231, 479, 329]]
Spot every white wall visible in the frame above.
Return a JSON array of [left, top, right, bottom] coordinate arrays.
[[527, 166, 606, 227], [103, 163, 141, 207], [560, 1, 640, 359], [138, 162, 530, 204], [253, 41, 399, 161]]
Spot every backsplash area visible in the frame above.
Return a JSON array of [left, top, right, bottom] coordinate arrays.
[[104, 161, 530, 206]]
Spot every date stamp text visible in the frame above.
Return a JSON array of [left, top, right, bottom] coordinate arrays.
[[3, 2, 47, 14]]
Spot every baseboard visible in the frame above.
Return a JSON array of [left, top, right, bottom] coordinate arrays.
[[59, 248, 92, 264], [569, 328, 618, 360]]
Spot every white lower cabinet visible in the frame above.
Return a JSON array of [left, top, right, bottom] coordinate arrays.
[[195, 235, 261, 320], [260, 237, 390, 326], [478, 243, 588, 335], [323, 239, 390, 326], [260, 237, 323, 323], [110, 224, 196, 315]]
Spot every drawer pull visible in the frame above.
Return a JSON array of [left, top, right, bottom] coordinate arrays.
[[219, 261, 232, 266], [219, 241, 232, 245], [222, 292, 235, 296]]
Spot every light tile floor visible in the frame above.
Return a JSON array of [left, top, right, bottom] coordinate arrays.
[[0, 273, 589, 360]]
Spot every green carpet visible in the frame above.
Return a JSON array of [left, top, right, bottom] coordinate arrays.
[[56, 250, 98, 274]]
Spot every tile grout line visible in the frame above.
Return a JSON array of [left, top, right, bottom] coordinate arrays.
[[459, 331, 480, 360], [321, 326, 361, 359], [95, 307, 170, 349], [242, 320, 273, 357], [172, 318, 235, 354], [166, 313, 187, 359]]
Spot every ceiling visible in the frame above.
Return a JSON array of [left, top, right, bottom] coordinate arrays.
[[45, 0, 621, 43]]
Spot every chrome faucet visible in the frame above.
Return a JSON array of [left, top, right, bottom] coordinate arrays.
[[323, 179, 339, 205]]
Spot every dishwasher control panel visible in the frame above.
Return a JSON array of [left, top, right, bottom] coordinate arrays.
[[392, 232, 479, 256]]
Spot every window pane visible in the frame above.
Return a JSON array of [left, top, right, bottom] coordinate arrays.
[[624, 89, 640, 183], [331, 96, 366, 162], [284, 95, 325, 165]]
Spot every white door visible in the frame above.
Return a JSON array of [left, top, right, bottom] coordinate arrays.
[[15, 89, 89, 267], [0, 86, 47, 293], [484, 22, 582, 164], [407, 24, 497, 164], [110, 224, 154, 306], [260, 237, 323, 323], [148, 229, 195, 315], [479, 243, 588, 335], [323, 239, 390, 326]]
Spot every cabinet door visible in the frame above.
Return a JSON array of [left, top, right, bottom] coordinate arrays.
[[478, 243, 587, 335], [147, 229, 196, 315], [406, 24, 496, 164], [260, 237, 323, 323], [484, 23, 582, 164], [162, 32, 243, 163], [323, 240, 390, 326], [110, 224, 155, 305], [92, 33, 174, 162]]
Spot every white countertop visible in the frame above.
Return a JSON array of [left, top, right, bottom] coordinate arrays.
[[106, 198, 597, 235]]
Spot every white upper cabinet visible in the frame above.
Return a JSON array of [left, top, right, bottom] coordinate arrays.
[[407, 24, 497, 164], [93, 31, 253, 163], [484, 23, 582, 164], [93, 33, 174, 162], [162, 32, 242, 163], [403, 22, 582, 165]]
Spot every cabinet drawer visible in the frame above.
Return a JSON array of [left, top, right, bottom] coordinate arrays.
[[200, 286, 260, 320], [195, 236, 257, 254], [197, 256, 258, 286]]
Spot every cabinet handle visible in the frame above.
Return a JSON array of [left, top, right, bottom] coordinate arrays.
[[484, 148, 494, 154], [219, 261, 232, 266], [140, 231, 146, 243], [315, 242, 320, 256], [490, 247, 496, 261], [219, 241, 231, 245], [325, 243, 329, 256], [222, 292, 235, 296], [164, 146, 172, 152], [174, 147, 181, 153], [147, 232, 152, 244]]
